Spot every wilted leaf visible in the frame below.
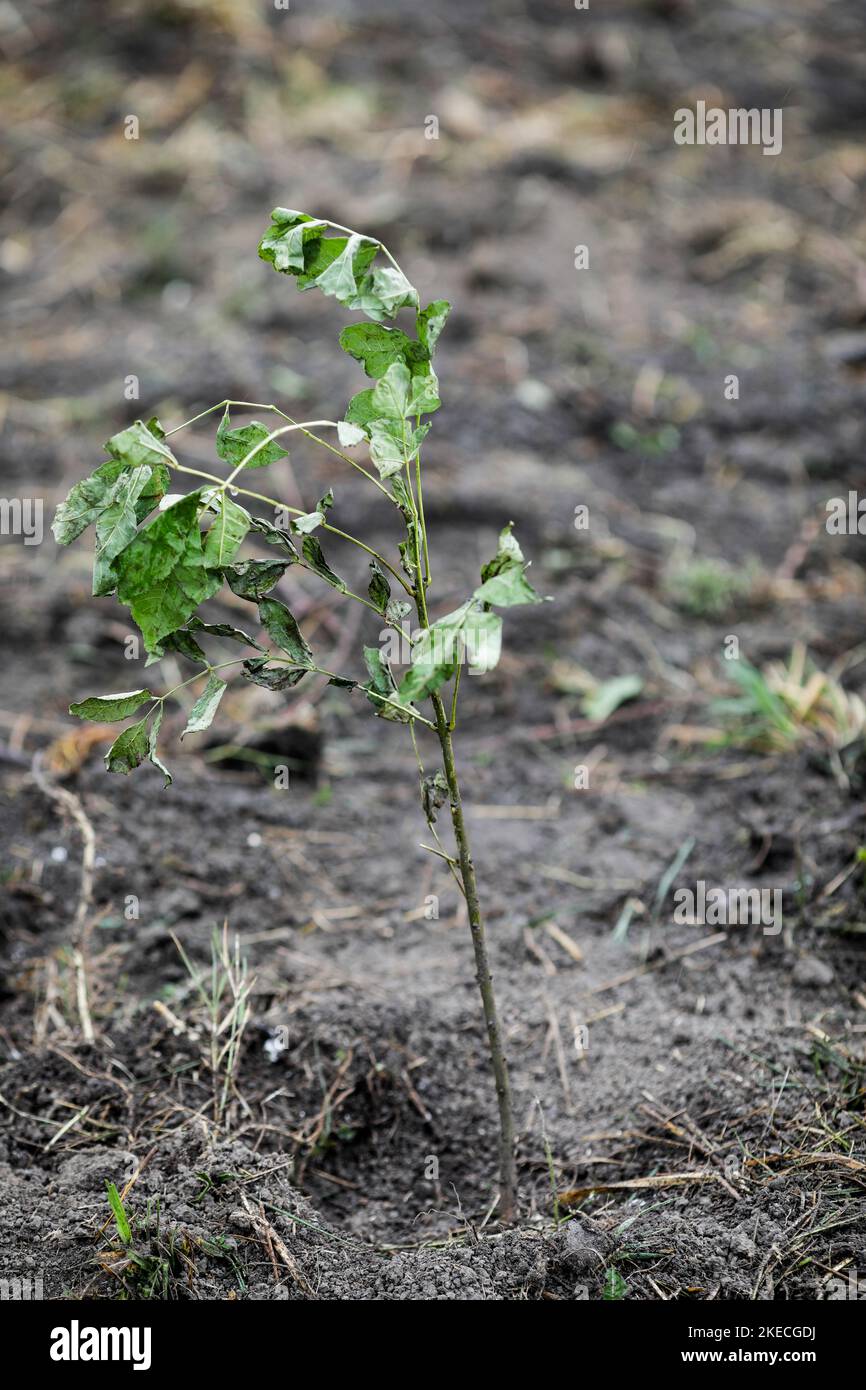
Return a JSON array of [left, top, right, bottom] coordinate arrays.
[[336, 420, 367, 448], [188, 617, 265, 650], [372, 361, 411, 420], [474, 522, 540, 607], [582, 675, 644, 723], [249, 516, 299, 561], [480, 522, 524, 582], [242, 658, 308, 691], [363, 646, 414, 722], [181, 674, 228, 737], [463, 609, 502, 672], [104, 717, 150, 776], [421, 769, 449, 823], [150, 628, 208, 664], [257, 597, 313, 667], [148, 704, 172, 787], [291, 489, 334, 535], [301, 535, 346, 592], [474, 565, 540, 608], [223, 558, 290, 600], [416, 299, 451, 355], [257, 209, 326, 272], [385, 597, 411, 626], [367, 561, 391, 614], [69, 689, 154, 722]]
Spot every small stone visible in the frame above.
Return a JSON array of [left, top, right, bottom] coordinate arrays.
[[792, 954, 834, 987]]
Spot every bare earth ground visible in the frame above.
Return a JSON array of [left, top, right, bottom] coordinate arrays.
[[0, 0, 864, 1299]]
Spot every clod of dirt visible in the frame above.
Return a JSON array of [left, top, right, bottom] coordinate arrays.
[[553, 1217, 612, 1276]]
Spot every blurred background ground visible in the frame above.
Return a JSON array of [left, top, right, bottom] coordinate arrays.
[[0, 0, 864, 1300]]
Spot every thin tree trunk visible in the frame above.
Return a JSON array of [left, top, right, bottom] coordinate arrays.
[[430, 690, 518, 1221]]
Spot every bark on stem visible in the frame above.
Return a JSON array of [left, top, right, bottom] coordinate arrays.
[[429, 689, 518, 1221]]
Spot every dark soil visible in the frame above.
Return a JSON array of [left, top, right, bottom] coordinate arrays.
[[0, 0, 864, 1300]]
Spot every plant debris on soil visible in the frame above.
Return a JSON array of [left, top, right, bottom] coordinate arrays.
[[1, 0, 864, 1300]]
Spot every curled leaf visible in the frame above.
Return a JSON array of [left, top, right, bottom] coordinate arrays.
[[223, 558, 291, 600], [181, 675, 228, 737], [257, 597, 314, 667], [242, 658, 308, 691], [104, 718, 150, 776]]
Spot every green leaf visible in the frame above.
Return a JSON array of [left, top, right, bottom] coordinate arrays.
[[344, 389, 378, 434], [398, 604, 471, 702], [181, 674, 227, 737], [105, 419, 177, 472], [257, 597, 314, 667], [104, 717, 150, 776], [115, 492, 221, 654], [70, 689, 154, 722], [581, 675, 643, 723], [416, 299, 451, 355], [249, 516, 300, 561], [91, 465, 154, 596], [216, 407, 289, 471], [223, 558, 291, 600], [53, 462, 127, 547], [106, 1182, 132, 1245], [367, 561, 391, 614], [242, 658, 308, 691], [301, 535, 346, 592], [463, 609, 502, 672], [148, 704, 172, 787], [202, 495, 250, 566], [338, 323, 428, 380], [363, 646, 414, 722]]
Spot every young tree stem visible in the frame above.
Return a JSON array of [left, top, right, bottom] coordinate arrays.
[[428, 688, 518, 1222]]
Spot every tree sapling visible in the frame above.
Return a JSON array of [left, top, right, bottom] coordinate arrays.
[[54, 210, 544, 1220]]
